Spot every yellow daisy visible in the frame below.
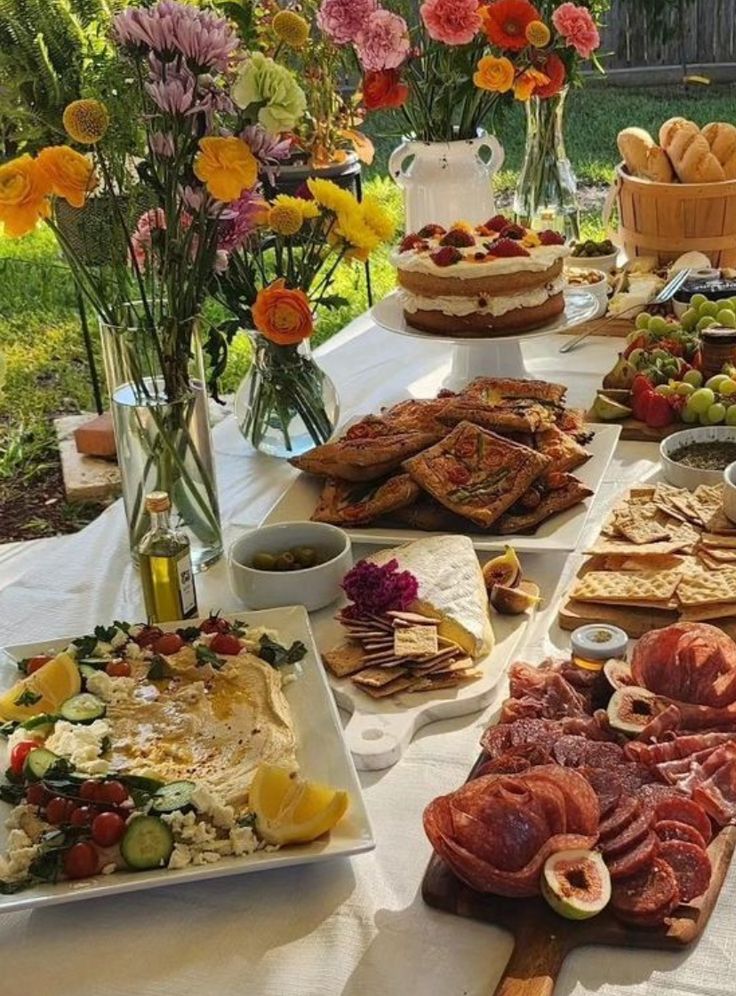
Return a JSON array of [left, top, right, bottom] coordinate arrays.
[[526, 20, 551, 47]]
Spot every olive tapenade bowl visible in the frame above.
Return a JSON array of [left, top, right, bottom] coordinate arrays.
[[660, 425, 736, 490]]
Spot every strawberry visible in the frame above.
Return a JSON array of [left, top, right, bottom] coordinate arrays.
[[631, 373, 654, 397], [399, 233, 422, 253], [631, 387, 654, 423], [485, 214, 510, 231], [440, 228, 476, 248], [488, 238, 530, 259], [538, 229, 566, 246], [418, 223, 446, 239], [644, 392, 674, 428], [500, 223, 526, 240], [430, 246, 463, 267]]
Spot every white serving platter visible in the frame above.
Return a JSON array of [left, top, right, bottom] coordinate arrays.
[[264, 423, 621, 553], [0, 607, 374, 913]]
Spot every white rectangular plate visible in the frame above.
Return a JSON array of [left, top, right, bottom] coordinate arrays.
[[0, 607, 374, 913], [265, 423, 621, 553]]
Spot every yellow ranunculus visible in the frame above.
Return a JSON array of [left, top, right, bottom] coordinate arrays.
[[194, 137, 258, 203], [36, 146, 97, 208], [473, 56, 515, 94], [63, 99, 110, 145], [526, 20, 551, 47], [0, 155, 51, 237], [513, 67, 550, 102]]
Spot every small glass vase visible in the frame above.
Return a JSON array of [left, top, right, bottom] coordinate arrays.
[[100, 316, 223, 573], [513, 87, 580, 241], [234, 335, 339, 459]]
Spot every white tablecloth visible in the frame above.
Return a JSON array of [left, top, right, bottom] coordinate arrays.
[[1, 318, 735, 996]]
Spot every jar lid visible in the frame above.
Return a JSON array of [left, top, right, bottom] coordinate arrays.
[[701, 326, 736, 345], [571, 624, 628, 661]]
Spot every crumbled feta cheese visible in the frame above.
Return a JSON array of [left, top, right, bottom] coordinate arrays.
[[191, 784, 235, 829], [8, 726, 45, 753], [229, 825, 258, 856], [125, 641, 144, 661], [45, 719, 111, 775], [168, 844, 193, 870], [110, 629, 128, 650], [93, 641, 114, 658], [0, 826, 39, 884], [101, 863, 117, 875], [5, 803, 45, 842], [86, 671, 136, 705], [161, 792, 258, 865], [192, 851, 221, 865]]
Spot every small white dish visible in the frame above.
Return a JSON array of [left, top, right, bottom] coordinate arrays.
[[567, 249, 619, 274], [724, 462, 736, 523], [565, 268, 608, 318], [660, 425, 736, 490], [228, 521, 352, 612]]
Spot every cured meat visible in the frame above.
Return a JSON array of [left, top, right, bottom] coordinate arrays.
[[631, 623, 736, 709], [654, 798, 712, 844], [654, 820, 707, 849], [690, 747, 736, 826], [560, 711, 619, 741], [600, 797, 640, 841], [578, 766, 621, 818], [625, 732, 736, 766], [610, 858, 680, 926], [656, 746, 730, 785], [636, 705, 682, 742], [658, 841, 712, 903], [520, 767, 600, 835], [607, 831, 659, 881], [614, 763, 661, 794], [600, 809, 652, 858], [502, 664, 588, 723], [475, 755, 532, 777], [481, 718, 563, 759]]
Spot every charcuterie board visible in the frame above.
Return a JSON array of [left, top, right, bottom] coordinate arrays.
[[422, 754, 736, 996]]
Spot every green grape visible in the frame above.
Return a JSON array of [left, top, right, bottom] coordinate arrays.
[[689, 387, 716, 413], [699, 300, 720, 318], [707, 403, 727, 424], [721, 379, 736, 397], [675, 382, 695, 396], [698, 316, 719, 332], [627, 348, 645, 367], [648, 317, 669, 335], [680, 307, 698, 331], [727, 405, 736, 426], [706, 374, 730, 392], [681, 405, 698, 423], [717, 310, 736, 329], [699, 412, 712, 425], [635, 312, 651, 331], [690, 293, 707, 309], [655, 384, 673, 397], [683, 369, 703, 387]]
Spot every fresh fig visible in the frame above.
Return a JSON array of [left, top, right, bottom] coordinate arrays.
[[482, 546, 522, 592], [598, 388, 633, 404], [603, 658, 635, 690], [541, 849, 611, 920], [592, 393, 632, 422], [602, 353, 637, 391], [489, 579, 541, 616], [606, 685, 659, 736]]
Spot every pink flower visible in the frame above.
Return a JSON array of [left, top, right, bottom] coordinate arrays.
[[420, 0, 481, 45], [240, 124, 293, 184], [130, 208, 167, 270], [114, 0, 238, 73], [355, 9, 410, 72], [217, 188, 267, 252], [317, 0, 377, 44], [552, 3, 600, 59]]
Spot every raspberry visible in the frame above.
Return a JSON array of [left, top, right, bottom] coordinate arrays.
[[417, 223, 446, 239], [430, 246, 463, 267], [538, 229, 566, 246], [500, 222, 526, 240], [489, 238, 530, 259], [485, 214, 509, 231], [440, 229, 475, 248]]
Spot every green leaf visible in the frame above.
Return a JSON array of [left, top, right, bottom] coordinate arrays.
[[147, 655, 168, 681], [257, 635, 308, 668], [14, 688, 42, 707], [195, 645, 225, 670]]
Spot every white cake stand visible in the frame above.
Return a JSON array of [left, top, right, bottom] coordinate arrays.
[[372, 288, 599, 391]]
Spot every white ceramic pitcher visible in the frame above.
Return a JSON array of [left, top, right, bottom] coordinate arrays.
[[389, 134, 505, 232]]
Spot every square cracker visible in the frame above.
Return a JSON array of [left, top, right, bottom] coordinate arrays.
[[705, 507, 736, 536], [679, 601, 736, 621], [359, 676, 416, 698], [701, 533, 736, 549], [352, 665, 408, 688], [570, 569, 682, 604], [322, 641, 366, 678], [614, 511, 672, 545], [393, 625, 439, 657], [677, 568, 736, 606]]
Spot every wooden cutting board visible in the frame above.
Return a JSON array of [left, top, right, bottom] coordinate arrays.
[[559, 317, 632, 338], [584, 411, 683, 443], [422, 755, 736, 996]]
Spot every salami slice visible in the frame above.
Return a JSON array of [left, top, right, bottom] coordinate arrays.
[[654, 797, 713, 844], [475, 755, 531, 777], [578, 766, 621, 818], [611, 858, 680, 925], [654, 820, 707, 849], [600, 809, 652, 858], [607, 831, 659, 881], [581, 741, 625, 768], [658, 841, 712, 903], [599, 797, 640, 841]]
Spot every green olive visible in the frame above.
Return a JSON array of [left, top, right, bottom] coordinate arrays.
[[252, 552, 277, 571], [293, 545, 318, 567], [275, 552, 297, 571]]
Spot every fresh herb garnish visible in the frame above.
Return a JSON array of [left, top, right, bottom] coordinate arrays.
[[14, 688, 42, 707], [176, 626, 201, 643], [0, 720, 18, 738], [230, 620, 248, 637], [16, 658, 29, 674], [100, 736, 112, 755], [195, 645, 225, 670], [237, 813, 257, 828], [147, 655, 169, 680], [0, 781, 25, 806], [257, 635, 308, 668]]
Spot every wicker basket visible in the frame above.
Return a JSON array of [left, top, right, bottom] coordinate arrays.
[[612, 163, 736, 268]]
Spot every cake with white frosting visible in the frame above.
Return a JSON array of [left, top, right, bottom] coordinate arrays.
[[392, 218, 569, 337]]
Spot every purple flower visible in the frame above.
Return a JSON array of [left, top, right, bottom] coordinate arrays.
[[217, 187, 267, 253], [146, 74, 198, 115], [240, 124, 292, 184], [355, 9, 410, 71], [150, 131, 175, 157], [114, 0, 239, 73], [317, 0, 377, 44]]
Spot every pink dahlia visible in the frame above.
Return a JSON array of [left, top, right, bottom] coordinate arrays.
[[316, 0, 377, 44], [420, 0, 481, 46], [552, 2, 600, 59], [355, 9, 410, 72]]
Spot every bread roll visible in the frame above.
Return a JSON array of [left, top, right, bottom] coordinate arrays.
[[660, 117, 725, 184], [617, 127, 675, 183], [659, 117, 699, 149], [703, 122, 736, 180]]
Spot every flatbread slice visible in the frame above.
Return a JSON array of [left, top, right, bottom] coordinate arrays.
[[311, 474, 420, 526], [494, 477, 593, 535]]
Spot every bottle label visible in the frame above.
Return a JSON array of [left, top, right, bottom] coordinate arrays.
[[177, 552, 197, 618]]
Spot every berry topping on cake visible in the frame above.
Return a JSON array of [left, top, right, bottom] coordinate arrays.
[[418, 223, 446, 239], [485, 214, 510, 231], [399, 233, 422, 253], [489, 238, 531, 259], [440, 228, 476, 248], [499, 223, 526, 240], [430, 246, 463, 267], [538, 229, 567, 246]]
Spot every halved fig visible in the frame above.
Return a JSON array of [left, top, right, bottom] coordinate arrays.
[[541, 849, 611, 920], [603, 658, 634, 690], [482, 546, 522, 592], [607, 685, 659, 736], [489, 580, 541, 616]]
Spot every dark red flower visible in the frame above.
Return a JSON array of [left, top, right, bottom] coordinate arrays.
[[362, 69, 409, 111], [533, 53, 567, 99]]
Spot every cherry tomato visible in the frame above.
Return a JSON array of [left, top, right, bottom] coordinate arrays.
[[63, 842, 99, 880], [46, 796, 76, 825], [26, 655, 51, 675], [79, 779, 101, 802], [152, 633, 184, 656], [10, 741, 37, 776], [91, 811, 126, 847], [200, 615, 229, 635], [209, 633, 242, 656], [134, 626, 163, 648], [98, 780, 128, 806], [25, 783, 48, 806], [105, 660, 131, 678], [70, 805, 94, 827]]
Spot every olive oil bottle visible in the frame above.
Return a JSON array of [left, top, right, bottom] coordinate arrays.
[[138, 492, 198, 623]]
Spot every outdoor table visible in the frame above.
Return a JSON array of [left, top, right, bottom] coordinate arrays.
[[0, 315, 733, 996]]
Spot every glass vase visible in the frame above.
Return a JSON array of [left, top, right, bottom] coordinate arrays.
[[234, 335, 339, 459], [100, 316, 223, 573], [513, 88, 580, 241]]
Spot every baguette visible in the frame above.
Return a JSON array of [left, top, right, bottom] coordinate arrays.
[[617, 127, 675, 183], [703, 122, 736, 180], [660, 117, 725, 184]]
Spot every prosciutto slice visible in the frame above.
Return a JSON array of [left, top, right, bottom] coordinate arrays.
[[625, 732, 736, 765]]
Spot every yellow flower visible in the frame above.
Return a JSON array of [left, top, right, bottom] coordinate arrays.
[[525, 20, 551, 47], [194, 137, 258, 203], [268, 194, 320, 236], [359, 194, 395, 243], [307, 177, 356, 215], [273, 9, 309, 48], [36, 146, 97, 208], [522, 231, 541, 248], [0, 155, 51, 237], [63, 99, 110, 145], [513, 67, 549, 102], [335, 206, 381, 255], [473, 56, 515, 94]]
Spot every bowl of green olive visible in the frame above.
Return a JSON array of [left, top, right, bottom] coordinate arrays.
[[227, 522, 353, 612]]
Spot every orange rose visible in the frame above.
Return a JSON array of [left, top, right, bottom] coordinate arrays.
[[253, 278, 314, 346], [473, 56, 515, 93], [0, 155, 51, 238], [36, 146, 97, 208]]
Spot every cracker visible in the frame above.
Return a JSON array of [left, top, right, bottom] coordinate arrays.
[[677, 568, 736, 606], [588, 538, 691, 557], [407, 668, 483, 693], [705, 507, 736, 536], [598, 554, 684, 572], [322, 641, 366, 678], [359, 676, 416, 698], [701, 533, 736, 549], [387, 611, 437, 626], [352, 665, 408, 688], [393, 625, 439, 658], [614, 511, 672, 545], [697, 547, 736, 562], [679, 601, 736, 621], [570, 569, 682, 604]]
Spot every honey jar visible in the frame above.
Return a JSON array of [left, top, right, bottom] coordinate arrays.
[[700, 327, 736, 382], [570, 624, 628, 673]]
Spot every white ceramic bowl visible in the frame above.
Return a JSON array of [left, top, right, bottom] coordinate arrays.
[[724, 461, 736, 524], [565, 268, 608, 318], [567, 249, 619, 274], [660, 425, 736, 490], [228, 522, 352, 612]]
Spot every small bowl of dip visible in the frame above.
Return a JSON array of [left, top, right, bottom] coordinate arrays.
[[565, 268, 609, 318], [660, 425, 736, 490]]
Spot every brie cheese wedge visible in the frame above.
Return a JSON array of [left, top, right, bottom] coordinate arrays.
[[368, 535, 494, 659]]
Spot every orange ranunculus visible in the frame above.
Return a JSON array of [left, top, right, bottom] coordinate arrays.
[[252, 278, 314, 346], [194, 136, 257, 203], [36, 146, 97, 208], [533, 53, 567, 98], [480, 0, 541, 51], [0, 155, 51, 237], [473, 55, 515, 93], [513, 67, 549, 101]]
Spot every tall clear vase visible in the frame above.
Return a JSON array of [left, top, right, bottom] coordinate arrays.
[[513, 87, 580, 241], [100, 317, 223, 572]]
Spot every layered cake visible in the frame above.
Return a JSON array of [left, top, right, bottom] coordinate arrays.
[[392, 218, 569, 336]]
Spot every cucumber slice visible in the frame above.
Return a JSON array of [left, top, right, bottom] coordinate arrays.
[[60, 693, 106, 724], [151, 780, 196, 814], [24, 747, 60, 781], [120, 774, 165, 794], [120, 815, 174, 870], [21, 713, 58, 731], [77, 658, 111, 670], [78, 664, 99, 682]]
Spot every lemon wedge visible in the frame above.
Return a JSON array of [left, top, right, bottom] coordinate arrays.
[[249, 764, 349, 845], [0, 652, 81, 721]]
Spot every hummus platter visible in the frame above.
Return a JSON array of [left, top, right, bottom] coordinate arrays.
[[0, 607, 373, 911]]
